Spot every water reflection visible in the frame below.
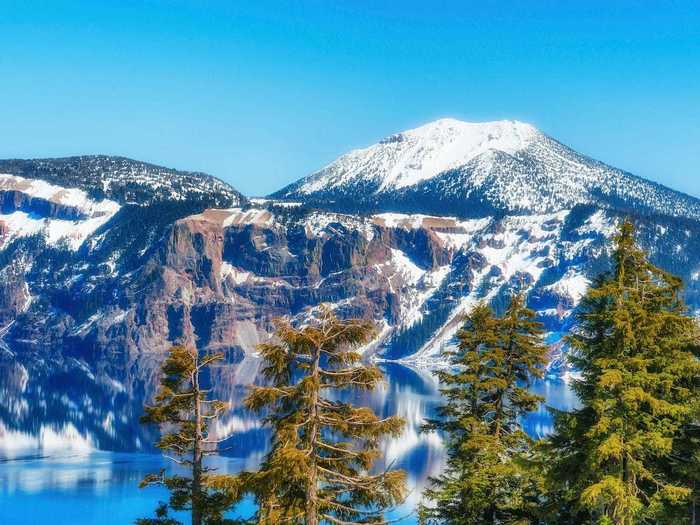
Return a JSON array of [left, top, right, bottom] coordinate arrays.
[[521, 378, 580, 438], [0, 351, 577, 524]]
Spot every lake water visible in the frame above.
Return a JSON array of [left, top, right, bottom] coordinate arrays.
[[0, 358, 577, 525]]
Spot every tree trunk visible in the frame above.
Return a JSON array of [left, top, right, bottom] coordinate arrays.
[[305, 344, 321, 525], [192, 351, 203, 525]]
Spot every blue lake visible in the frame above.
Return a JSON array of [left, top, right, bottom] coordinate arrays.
[[0, 360, 577, 525]]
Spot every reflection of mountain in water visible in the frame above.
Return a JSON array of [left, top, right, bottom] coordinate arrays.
[[0, 345, 576, 515], [0, 350, 449, 486], [0, 350, 263, 460], [0, 353, 151, 456]]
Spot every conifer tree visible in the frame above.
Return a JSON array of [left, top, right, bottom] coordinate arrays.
[[138, 346, 243, 525], [419, 295, 548, 524], [661, 404, 700, 524], [546, 221, 700, 524], [242, 306, 406, 524]]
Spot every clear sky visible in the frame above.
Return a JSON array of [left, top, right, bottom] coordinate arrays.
[[1, 1, 698, 197]]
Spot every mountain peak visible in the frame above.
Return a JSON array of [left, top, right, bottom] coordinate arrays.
[[397, 117, 537, 140], [293, 118, 540, 194], [273, 119, 700, 221]]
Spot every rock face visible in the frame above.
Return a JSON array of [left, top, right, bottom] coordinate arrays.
[[2, 134, 700, 380]]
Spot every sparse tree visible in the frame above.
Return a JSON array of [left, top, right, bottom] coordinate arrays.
[[242, 306, 407, 524], [137, 346, 244, 525]]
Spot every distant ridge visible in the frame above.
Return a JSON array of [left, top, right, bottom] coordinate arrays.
[[0, 155, 244, 207]]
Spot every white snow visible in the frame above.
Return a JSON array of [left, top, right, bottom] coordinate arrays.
[[390, 249, 426, 285], [0, 176, 120, 250], [249, 198, 303, 208], [282, 118, 700, 222], [399, 209, 603, 363], [302, 211, 375, 241], [545, 269, 590, 305], [297, 119, 538, 193], [372, 213, 492, 250], [181, 208, 275, 229], [577, 209, 618, 238], [222, 208, 275, 228], [0, 174, 119, 216]]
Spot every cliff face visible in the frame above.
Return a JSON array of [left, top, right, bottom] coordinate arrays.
[[45, 207, 455, 365], [0, 199, 663, 373], [4, 156, 700, 380]]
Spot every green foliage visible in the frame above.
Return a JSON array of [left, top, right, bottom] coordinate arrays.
[[658, 403, 700, 524], [545, 221, 700, 525], [239, 306, 407, 524], [419, 296, 548, 524], [138, 346, 243, 525]]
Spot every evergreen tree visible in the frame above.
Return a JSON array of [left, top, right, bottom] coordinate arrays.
[[419, 295, 548, 525], [138, 346, 243, 525], [545, 221, 700, 524], [242, 306, 406, 524], [661, 403, 700, 524]]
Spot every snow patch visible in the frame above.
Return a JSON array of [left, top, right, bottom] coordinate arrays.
[[296, 119, 537, 193], [0, 175, 120, 250]]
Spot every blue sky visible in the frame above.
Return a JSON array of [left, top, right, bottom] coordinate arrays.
[[0, 1, 698, 196]]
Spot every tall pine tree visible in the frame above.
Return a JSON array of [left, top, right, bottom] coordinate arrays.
[[242, 306, 406, 524], [660, 401, 700, 524], [138, 346, 243, 525], [419, 295, 548, 524], [546, 221, 700, 525]]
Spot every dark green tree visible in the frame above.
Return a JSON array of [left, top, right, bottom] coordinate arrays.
[[138, 346, 244, 525], [545, 221, 700, 525], [661, 402, 700, 525], [241, 306, 406, 524], [419, 295, 548, 524]]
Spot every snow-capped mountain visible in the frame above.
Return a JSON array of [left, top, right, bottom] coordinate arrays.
[[273, 118, 700, 220], [2, 132, 700, 395], [0, 156, 244, 207]]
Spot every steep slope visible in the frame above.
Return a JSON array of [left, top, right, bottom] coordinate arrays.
[[4, 195, 700, 373], [0, 156, 245, 347], [273, 118, 700, 220]]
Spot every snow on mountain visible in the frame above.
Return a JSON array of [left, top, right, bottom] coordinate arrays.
[[274, 118, 700, 221], [0, 174, 120, 250], [0, 174, 117, 213], [3, 140, 700, 387], [375, 209, 604, 362], [0, 156, 244, 207], [295, 119, 537, 193]]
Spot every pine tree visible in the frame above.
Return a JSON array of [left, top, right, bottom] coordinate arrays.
[[419, 295, 548, 524], [662, 403, 700, 524], [138, 346, 244, 525], [545, 221, 700, 524], [242, 306, 406, 524]]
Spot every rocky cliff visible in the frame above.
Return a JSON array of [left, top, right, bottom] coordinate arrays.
[[3, 135, 700, 380]]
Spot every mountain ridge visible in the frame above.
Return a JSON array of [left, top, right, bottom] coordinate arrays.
[[0, 155, 245, 207], [2, 133, 700, 383], [272, 118, 700, 221]]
